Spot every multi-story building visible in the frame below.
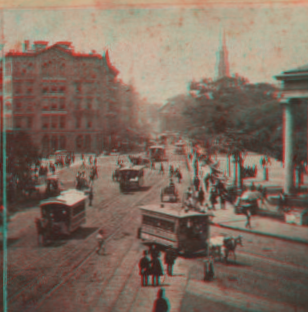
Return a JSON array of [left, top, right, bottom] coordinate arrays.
[[3, 40, 119, 155]]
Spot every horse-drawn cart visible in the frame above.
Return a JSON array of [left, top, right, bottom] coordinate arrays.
[[160, 185, 179, 203], [209, 234, 243, 262]]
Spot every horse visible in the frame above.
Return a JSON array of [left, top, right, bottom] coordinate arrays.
[[222, 235, 243, 262]]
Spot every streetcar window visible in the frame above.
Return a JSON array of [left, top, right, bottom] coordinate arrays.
[[142, 215, 175, 233]]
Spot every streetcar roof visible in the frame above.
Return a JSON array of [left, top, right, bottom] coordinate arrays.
[[149, 145, 165, 149], [40, 189, 87, 207], [139, 204, 214, 219], [119, 165, 145, 171]]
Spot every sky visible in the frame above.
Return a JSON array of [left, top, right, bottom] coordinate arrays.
[[3, 3, 308, 104]]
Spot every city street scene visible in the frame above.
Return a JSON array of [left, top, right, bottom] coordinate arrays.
[[1, 1, 308, 311]]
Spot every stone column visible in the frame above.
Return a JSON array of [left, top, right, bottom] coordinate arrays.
[[237, 156, 242, 189], [283, 102, 294, 194], [232, 155, 237, 185], [226, 154, 230, 177]]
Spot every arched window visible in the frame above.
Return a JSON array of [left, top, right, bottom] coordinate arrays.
[[76, 135, 83, 151], [59, 135, 66, 149], [84, 135, 91, 152], [42, 135, 49, 151], [51, 135, 58, 151]]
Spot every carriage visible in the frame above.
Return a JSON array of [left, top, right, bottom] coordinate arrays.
[[118, 165, 146, 192], [138, 203, 213, 255], [160, 184, 179, 203], [174, 142, 185, 155], [148, 145, 166, 162], [209, 234, 243, 262]]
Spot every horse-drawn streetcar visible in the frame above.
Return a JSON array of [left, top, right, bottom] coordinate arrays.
[[35, 189, 87, 245], [138, 204, 213, 255]]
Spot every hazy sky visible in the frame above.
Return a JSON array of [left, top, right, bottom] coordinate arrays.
[[3, 4, 308, 104]]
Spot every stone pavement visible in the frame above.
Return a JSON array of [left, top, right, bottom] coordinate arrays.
[[186, 279, 307, 312]]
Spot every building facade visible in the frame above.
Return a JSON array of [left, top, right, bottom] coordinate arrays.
[[3, 40, 118, 155]]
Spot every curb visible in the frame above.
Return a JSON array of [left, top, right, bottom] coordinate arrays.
[[212, 222, 308, 245]]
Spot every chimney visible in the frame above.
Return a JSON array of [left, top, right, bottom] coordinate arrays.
[[33, 41, 48, 51], [23, 40, 30, 52]]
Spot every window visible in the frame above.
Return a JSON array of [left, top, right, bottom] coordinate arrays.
[[85, 135, 91, 151], [42, 99, 49, 110], [75, 82, 82, 93], [59, 135, 66, 149], [86, 100, 92, 110], [86, 119, 92, 129], [5, 62, 11, 76], [15, 83, 22, 94], [76, 116, 81, 129], [51, 86, 57, 93], [15, 117, 22, 129], [142, 215, 175, 233], [50, 98, 57, 110], [59, 116, 66, 129], [59, 98, 65, 110], [59, 86, 66, 93], [27, 117, 33, 129], [27, 87, 33, 94], [75, 99, 81, 110], [72, 202, 85, 216], [42, 116, 49, 129], [51, 116, 57, 129], [15, 101, 22, 111], [42, 86, 48, 94]]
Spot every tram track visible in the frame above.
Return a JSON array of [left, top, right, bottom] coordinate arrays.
[[8, 160, 177, 312], [6, 166, 156, 276], [7, 168, 157, 293]]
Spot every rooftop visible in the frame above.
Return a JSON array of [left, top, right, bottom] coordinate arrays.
[[139, 204, 214, 219], [40, 189, 87, 207]]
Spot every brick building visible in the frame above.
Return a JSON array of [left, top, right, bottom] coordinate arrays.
[[3, 40, 119, 155]]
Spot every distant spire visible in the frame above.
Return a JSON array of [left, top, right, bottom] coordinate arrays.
[[216, 29, 230, 80]]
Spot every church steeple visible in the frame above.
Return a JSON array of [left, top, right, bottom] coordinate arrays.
[[217, 29, 230, 80]]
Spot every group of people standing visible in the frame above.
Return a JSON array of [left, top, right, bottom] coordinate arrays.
[[139, 244, 177, 287]]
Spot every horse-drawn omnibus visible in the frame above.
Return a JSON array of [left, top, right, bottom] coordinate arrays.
[[118, 165, 146, 192], [174, 142, 185, 155], [148, 145, 166, 162], [37, 189, 87, 240], [137, 204, 213, 255]]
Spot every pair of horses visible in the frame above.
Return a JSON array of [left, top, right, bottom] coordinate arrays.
[[209, 235, 243, 262]]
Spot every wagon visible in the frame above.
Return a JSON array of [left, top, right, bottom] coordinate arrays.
[[160, 185, 179, 203]]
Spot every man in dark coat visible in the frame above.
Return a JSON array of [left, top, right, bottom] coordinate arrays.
[[198, 188, 205, 206], [151, 251, 164, 286], [139, 250, 151, 286], [164, 246, 177, 276], [152, 288, 170, 312], [150, 244, 159, 260]]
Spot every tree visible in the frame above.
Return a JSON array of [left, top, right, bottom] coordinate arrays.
[[6, 131, 40, 194]]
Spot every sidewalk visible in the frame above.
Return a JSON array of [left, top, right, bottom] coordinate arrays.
[[211, 203, 308, 244], [185, 148, 308, 245]]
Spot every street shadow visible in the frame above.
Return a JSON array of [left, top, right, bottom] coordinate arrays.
[[224, 260, 251, 267], [44, 240, 66, 248], [139, 186, 152, 192], [67, 227, 98, 240], [170, 273, 185, 277], [0, 238, 20, 249]]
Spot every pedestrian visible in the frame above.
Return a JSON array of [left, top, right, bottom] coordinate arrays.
[[150, 244, 159, 260], [159, 162, 164, 175], [209, 187, 217, 210], [204, 257, 215, 281], [96, 229, 106, 255], [152, 288, 170, 312], [164, 246, 177, 276], [89, 187, 93, 206], [139, 250, 151, 286], [151, 251, 164, 286], [244, 208, 252, 229], [198, 187, 205, 206]]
